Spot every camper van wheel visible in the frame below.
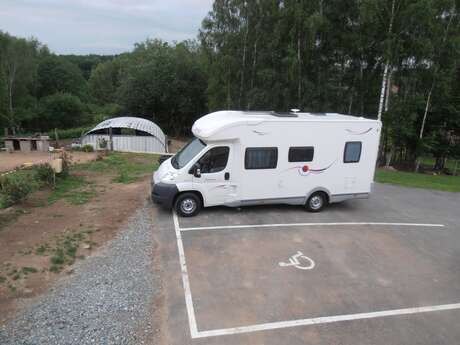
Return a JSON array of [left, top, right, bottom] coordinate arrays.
[[305, 192, 327, 212], [175, 193, 201, 217]]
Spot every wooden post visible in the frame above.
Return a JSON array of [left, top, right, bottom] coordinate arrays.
[[54, 128, 59, 148], [109, 127, 113, 151]]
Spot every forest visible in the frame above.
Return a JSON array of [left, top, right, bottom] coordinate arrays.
[[0, 0, 459, 169]]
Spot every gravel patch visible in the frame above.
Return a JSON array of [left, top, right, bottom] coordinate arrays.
[[0, 205, 157, 345]]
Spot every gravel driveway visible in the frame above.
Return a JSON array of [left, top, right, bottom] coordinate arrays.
[[0, 205, 157, 345]]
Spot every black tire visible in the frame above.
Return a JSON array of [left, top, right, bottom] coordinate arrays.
[[175, 192, 202, 217], [305, 192, 327, 212]]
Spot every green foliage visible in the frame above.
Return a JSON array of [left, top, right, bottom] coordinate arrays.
[[48, 126, 91, 140], [34, 164, 55, 187], [89, 59, 121, 104], [116, 39, 207, 136], [82, 144, 94, 152], [0, 171, 38, 208], [21, 266, 38, 274], [38, 92, 88, 129], [1, 2, 459, 170], [37, 55, 88, 100]]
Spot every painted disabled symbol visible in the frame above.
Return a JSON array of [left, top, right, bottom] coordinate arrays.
[[278, 251, 315, 270]]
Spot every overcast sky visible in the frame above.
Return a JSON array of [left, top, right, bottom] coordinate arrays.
[[0, 0, 214, 55]]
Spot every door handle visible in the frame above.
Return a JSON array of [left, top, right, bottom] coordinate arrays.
[[224, 172, 230, 180]]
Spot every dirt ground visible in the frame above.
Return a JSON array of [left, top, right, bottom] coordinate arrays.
[[0, 151, 97, 173], [0, 156, 154, 323]]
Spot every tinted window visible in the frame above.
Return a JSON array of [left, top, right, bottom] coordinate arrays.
[[197, 146, 229, 173], [344, 142, 362, 163], [245, 147, 278, 169], [288, 147, 314, 162]]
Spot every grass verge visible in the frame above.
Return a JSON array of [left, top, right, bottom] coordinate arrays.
[[76, 152, 159, 183], [375, 169, 460, 192], [47, 175, 96, 205]]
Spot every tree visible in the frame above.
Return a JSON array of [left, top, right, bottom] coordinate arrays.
[[37, 55, 88, 100], [88, 59, 122, 104], [117, 39, 207, 135], [38, 92, 88, 129], [0, 31, 42, 133]]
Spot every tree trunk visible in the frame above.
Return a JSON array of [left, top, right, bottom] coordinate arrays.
[[385, 67, 392, 112], [377, 0, 396, 121], [414, 85, 433, 172], [297, 31, 302, 109], [248, 38, 257, 110], [239, 15, 249, 109], [377, 62, 389, 120]]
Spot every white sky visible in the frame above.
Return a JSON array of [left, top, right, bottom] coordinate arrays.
[[0, 0, 214, 55]]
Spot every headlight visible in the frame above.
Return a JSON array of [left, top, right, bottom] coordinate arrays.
[[161, 172, 178, 182]]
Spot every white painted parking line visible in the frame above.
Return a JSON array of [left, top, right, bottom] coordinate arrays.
[[194, 302, 460, 338], [172, 214, 455, 339], [172, 212, 199, 338], [179, 222, 445, 232]]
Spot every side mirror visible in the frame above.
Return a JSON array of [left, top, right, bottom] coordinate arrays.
[[189, 163, 201, 178]]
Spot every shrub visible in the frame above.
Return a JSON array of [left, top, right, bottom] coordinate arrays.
[[82, 144, 94, 152], [48, 126, 92, 140], [0, 172, 37, 208], [34, 164, 55, 186]]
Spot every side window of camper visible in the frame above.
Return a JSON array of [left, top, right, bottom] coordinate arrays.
[[344, 142, 362, 163], [198, 146, 230, 173], [245, 147, 278, 169], [288, 147, 314, 162]]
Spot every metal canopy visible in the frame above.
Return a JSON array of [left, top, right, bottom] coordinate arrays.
[[86, 117, 166, 146]]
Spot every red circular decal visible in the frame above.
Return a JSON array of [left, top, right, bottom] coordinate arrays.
[[302, 165, 309, 172]]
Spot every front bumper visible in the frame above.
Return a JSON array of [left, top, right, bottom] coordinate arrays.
[[151, 182, 179, 209]]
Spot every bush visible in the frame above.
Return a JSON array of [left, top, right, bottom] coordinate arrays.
[[82, 144, 94, 152], [0, 172, 37, 208], [34, 163, 55, 186]]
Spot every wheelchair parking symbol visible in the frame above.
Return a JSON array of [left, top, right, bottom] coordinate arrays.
[[279, 251, 315, 270]]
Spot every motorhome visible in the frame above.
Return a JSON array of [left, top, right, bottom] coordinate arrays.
[[152, 110, 381, 216]]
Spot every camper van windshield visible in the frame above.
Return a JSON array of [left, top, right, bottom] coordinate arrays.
[[171, 137, 206, 169]]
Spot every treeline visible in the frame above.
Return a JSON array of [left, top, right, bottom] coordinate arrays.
[[0, 0, 459, 169], [200, 0, 460, 169], [0, 32, 207, 137]]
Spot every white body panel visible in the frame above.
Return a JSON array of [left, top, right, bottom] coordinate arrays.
[[154, 111, 381, 208]]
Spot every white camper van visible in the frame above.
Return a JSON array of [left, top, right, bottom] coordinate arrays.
[[152, 110, 381, 217]]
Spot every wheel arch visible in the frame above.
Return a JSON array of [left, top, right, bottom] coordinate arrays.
[[174, 190, 204, 208], [305, 187, 331, 204]]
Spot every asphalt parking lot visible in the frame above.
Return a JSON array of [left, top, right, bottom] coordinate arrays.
[[153, 183, 460, 345]]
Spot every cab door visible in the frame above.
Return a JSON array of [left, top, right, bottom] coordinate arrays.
[[192, 145, 233, 206]]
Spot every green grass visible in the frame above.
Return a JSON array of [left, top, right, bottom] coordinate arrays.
[[47, 175, 96, 205], [420, 156, 459, 171], [21, 266, 38, 274], [49, 231, 89, 272], [375, 169, 460, 192], [75, 152, 159, 184]]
